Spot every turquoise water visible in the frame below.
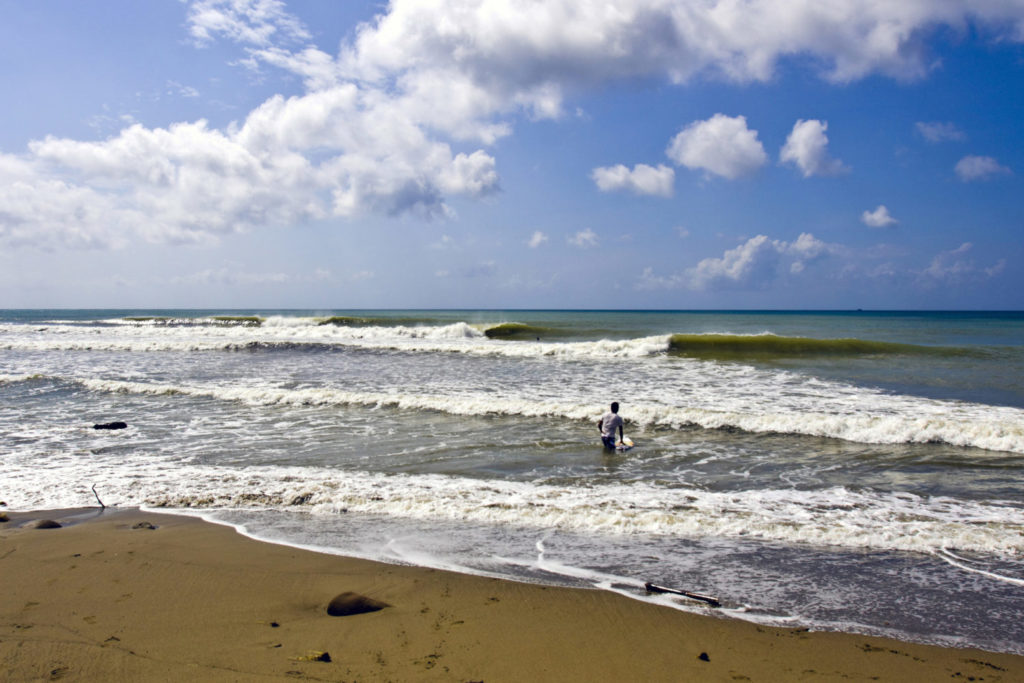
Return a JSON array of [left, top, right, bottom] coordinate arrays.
[[2, 309, 1023, 653]]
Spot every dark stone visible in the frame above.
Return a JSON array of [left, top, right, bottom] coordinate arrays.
[[326, 592, 389, 617], [698, 652, 710, 662], [131, 521, 156, 530], [94, 422, 128, 430], [0, 512, 8, 523], [32, 519, 62, 529]]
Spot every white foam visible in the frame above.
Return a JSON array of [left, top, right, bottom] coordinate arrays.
[[15, 374, 1014, 455], [4, 452, 1022, 558]]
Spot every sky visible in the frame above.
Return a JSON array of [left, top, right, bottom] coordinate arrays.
[[1, 0, 1023, 310]]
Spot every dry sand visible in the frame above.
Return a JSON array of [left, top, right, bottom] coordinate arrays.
[[2, 508, 1021, 682]]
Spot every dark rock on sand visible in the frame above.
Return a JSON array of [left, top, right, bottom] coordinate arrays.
[[0, 512, 9, 522], [93, 422, 128, 430], [326, 592, 389, 617], [698, 652, 710, 662], [131, 521, 157, 530], [31, 519, 63, 529]]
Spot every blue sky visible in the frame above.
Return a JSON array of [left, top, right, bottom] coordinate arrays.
[[1, 0, 1022, 310]]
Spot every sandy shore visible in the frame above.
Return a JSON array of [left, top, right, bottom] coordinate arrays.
[[2, 508, 1021, 682]]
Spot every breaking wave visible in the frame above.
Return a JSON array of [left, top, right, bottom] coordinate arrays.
[[6, 372, 1023, 454]]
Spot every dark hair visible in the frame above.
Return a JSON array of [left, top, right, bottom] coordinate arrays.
[[611, 402, 619, 412]]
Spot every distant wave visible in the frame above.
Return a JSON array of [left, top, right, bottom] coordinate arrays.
[[117, 315, 263, 327], [6, 316, 987, 361], [316, 314, 450, 328], [668, 333, 976, 360]]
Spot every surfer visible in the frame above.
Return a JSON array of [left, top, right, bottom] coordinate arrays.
[[597, 402, 624, 450]]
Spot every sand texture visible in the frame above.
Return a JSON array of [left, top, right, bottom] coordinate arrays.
[[2, 508, 1022, 682]]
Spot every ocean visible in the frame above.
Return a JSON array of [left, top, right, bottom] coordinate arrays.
[[2, 309, 1023, 654]]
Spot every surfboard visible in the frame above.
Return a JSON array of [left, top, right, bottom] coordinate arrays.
[[616, 437, 634, 451]]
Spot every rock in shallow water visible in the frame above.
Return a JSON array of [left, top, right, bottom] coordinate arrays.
[[93, 421, 128, 430]]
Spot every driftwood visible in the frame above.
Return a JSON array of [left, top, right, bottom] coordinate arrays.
[[644, 582, 721, 607], [92, 484, 106, 509]]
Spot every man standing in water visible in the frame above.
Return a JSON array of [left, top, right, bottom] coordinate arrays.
[[597, 402, 624, 450]]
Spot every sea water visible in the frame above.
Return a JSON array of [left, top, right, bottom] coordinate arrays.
[[2, 310, 1023, 653]]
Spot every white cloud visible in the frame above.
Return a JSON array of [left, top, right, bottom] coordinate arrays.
[[955, 155, 1012, 182], [780, 119, 847, 177], [920, 242, 975, 283], [8, 0, 1024, 250], [341, 0, 1024, 107], [186, 0, 310, 47], [166, 81, 201, 98], [591, 163, 674, 197], [666, 114, 767, 180], [527, 231, 549, 248], [688, 234, 781, 289], [638, 232, 834, 291], [861, 205, 898, 228], [905, 242, 1004, 287], [2, 83, 501, 249], [915, 121, 966, 143], [568, 229, 599, 248]]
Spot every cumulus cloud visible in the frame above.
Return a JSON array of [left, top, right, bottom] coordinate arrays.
[[527, 230, 549, 248], [568, 229, 599, 248], [780, 119, 847, 177], [955, 155, 1012, 181], [638, 232, 834, 291], [7, 0, 1024, 249], [340, 0, 1024, 110], [915, 121, 966, 143], [667, 114, 767, 179], [861, 205, 898, 228], [591, 163, 674, 197], [3, 85, 500, 249]]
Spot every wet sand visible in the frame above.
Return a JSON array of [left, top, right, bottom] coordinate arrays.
[[1, 508, 1021, 681]]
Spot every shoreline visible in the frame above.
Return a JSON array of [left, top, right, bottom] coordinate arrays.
[[3, 508, 1022, 681]]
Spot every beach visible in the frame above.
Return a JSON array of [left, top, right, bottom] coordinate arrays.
[[3, 310, 1024, 657], [2, 508, 1022, 682]]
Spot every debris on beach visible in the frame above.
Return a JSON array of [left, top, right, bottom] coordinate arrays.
[[293, 651, 331, 662], [644, 582, 721, 607]]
